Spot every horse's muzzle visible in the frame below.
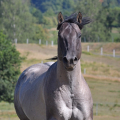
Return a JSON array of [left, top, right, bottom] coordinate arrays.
[[63, 56, 78, 71]]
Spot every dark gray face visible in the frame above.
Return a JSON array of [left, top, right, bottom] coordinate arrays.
[[58, 22, 82, 71]]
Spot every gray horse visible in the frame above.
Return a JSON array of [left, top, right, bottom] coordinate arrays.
[[14, 12, 93, 120]]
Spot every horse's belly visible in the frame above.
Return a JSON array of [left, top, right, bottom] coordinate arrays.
[[19, 74, 47, 120]]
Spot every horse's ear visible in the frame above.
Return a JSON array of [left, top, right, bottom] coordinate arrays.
[[58, 12, 64, 24], [77, 12, 82, 24]]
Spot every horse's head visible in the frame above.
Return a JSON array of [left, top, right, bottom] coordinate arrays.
[[57, 12, 91, 71]]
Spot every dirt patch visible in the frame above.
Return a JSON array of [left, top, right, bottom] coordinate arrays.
[[16, 44, 57, 60]]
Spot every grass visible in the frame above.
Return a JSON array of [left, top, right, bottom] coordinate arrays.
[[81, 61, 120, 78], [15, 44, 120, 81], [82, 42, 120, 54], [0, 79, 120, 120], [82, 51, 93, 55], [0, 102, 18, 120], [112, 32, 120, 40], [0, 102, 14, 110], [86, 79, 120, 103], [1, 43, 119, 120], [87, 79, 120, 117]]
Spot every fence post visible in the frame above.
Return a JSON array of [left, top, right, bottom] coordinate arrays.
[[84, 68, 86, 74], [15, 39, 17, 44], [84, 37, 86, 42], [39, 39, 41, 45], [98, 36, 99, 42], [46, 41, 48, 46], [113, 49, 115, 57], [51, 41, 54, 47], [112, 36, 114, 42], [101, 47, 103, 55], [26, 39, 29, 44], [87, 46, 89, 52], [96, 103, 98, 115]]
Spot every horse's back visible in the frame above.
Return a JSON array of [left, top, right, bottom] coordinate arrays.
[[14, 62, 54, 120]]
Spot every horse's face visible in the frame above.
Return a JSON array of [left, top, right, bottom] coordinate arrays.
[[58, 13, 82, 71]]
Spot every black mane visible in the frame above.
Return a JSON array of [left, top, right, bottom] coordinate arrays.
[[57, 13, 92, 30]]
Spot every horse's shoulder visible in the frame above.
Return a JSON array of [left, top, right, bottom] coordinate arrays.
[[46, 62, 57, 77], [16, 63, 52, 87]]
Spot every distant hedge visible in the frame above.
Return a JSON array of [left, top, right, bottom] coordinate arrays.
[[0, 31, 22, 103], [114, 38, 120, 42]]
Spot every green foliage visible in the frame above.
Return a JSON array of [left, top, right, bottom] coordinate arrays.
[[49, 30, 58, 44], [30, 6, 43, 24], [114, 38, 120, 42], [33, 24, 49, 43], [82, 51, 93, 55], [0, 0, 36, 42], [44, 8, 55, 16], [0, 31, 21, 103], [102, 0, 119, 7], [75, 0, 110, 42], [31, 0, 75, 15], [74, 0, 120, 42]]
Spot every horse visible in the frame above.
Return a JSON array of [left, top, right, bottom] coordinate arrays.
[[14, 12, 93, 120]]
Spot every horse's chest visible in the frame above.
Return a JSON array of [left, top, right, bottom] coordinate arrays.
[[51, 90, 84, 120]]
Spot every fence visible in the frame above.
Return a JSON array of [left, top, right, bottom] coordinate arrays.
[[0, 103, 120, 120], [13, 39, 55, 46], [81, 36, 117, 42], [85, 45, 120, 58], [13, 39, 120, 57], [13, 35, 118, 45]]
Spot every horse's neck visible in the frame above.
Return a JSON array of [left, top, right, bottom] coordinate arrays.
[[57, 59, 82, 86]]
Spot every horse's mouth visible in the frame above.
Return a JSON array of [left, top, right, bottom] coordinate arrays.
[[64, 64, 76, 71]]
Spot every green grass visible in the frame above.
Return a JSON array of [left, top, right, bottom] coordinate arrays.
[[0, 79, 120, 119], [82, 51, 93, 55], [81, 60, 120, 78], [6, 43, 120, 120], [0, 102, 18, 120], [86, 79, 120, 116], [111, 32, 120, 40], [86, 79, 120, 103], [0, 102, 14, 110]]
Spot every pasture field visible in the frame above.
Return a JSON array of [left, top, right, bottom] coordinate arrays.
[[0, 43, 120, 120], [16, 43, 120, 80], [0, 78, 120, 120], [82, 42, 120, 55]]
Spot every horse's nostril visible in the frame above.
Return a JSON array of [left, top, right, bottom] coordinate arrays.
[[74, 57, 78, 61], [63, 57, 68, 63]]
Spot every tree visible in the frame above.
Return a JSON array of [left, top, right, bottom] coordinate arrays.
[[31, 0, 75, 14], [30, 6, 43, 24], [0, 0, 36, 43], [33, 24, 49, 43], [75, 0, 111, 42], [0, 31, 21, 102], [102, 0, 119, 7]]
